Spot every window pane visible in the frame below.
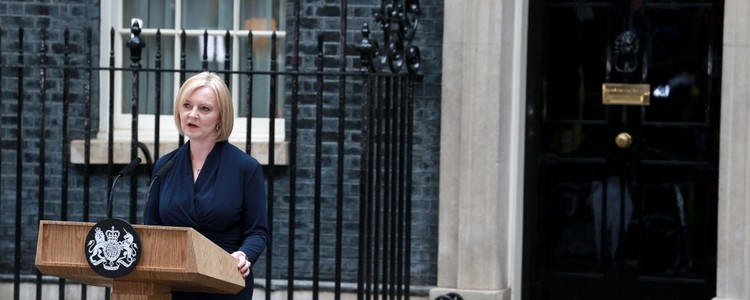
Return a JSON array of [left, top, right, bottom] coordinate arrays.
[[182, 0, 233, 30], [119, 0, 286, 118], [123, 0, 175, 29], [123, 35, 176, 115], [238, 0, 286, 118], [238, 34, 285, 118], [122, 71, 177, 116], [241, 0, 283, 31], [184, 34, 227, 72]]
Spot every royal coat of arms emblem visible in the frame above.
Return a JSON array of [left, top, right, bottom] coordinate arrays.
[[84, 218, 141, 278]]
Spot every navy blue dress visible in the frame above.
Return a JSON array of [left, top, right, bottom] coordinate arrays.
[[144, 141, 269, 300]]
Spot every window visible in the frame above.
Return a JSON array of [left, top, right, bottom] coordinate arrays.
[[82, 0, 287, 165]]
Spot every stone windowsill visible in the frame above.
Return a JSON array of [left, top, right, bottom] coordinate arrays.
[[70, 139, 289, 166]]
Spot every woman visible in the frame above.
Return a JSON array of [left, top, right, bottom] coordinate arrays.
[[144, 72, 268, 299]]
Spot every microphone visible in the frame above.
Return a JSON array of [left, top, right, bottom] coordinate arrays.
[[144, 159, 175, 221], [107, 157, 142, 219]]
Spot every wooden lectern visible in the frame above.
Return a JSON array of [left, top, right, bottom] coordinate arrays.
[[35, 220, 245, 300]]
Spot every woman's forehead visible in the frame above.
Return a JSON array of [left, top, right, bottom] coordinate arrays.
[[186, 86, 217, 103]]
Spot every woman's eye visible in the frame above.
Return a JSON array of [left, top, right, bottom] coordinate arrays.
[[201, 106, 211, 112]]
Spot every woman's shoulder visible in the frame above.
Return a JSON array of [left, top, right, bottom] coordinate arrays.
[[157, 144, 189, 163], [153, 146, 180, 168], [221, 141, 262, 169]]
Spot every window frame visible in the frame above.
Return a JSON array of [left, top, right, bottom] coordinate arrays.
[[94, 1, 286, 160]]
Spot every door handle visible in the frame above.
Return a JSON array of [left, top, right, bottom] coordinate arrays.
[[615, 132, 632, 149]]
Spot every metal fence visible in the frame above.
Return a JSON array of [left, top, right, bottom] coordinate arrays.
[[0, 1, 423, 299]]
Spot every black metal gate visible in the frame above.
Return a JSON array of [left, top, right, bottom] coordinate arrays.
[[0, 1, 425, 299]]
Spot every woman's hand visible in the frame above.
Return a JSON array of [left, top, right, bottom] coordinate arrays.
[[231, 251, 251, 278]]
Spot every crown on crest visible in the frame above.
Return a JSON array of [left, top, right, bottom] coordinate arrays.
[[106, 226, 120, 241]]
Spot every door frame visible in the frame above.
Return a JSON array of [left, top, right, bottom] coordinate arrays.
[[434, 1, 745, 300]]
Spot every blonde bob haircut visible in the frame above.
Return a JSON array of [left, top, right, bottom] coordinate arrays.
[[174, 72, 234, 142]]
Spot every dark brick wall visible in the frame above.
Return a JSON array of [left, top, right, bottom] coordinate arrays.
[[0, 0, 104, 280], [0, 0, 443, 289]]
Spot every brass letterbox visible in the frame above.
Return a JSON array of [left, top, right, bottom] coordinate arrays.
[[602, 83, 650, 106]]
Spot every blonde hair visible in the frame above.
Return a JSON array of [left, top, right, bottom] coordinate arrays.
[[173, 72, 234, 141]]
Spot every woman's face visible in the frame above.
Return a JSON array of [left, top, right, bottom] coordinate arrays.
[[179, 86, 221, 142]]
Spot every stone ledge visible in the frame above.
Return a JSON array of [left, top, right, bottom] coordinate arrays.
[[70, 139, 289, 166]]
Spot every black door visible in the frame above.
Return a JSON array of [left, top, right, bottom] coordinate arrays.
[[523, 1, 723, 299]]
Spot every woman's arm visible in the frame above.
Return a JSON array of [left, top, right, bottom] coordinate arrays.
[[239, 158, 269, 264]]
